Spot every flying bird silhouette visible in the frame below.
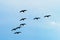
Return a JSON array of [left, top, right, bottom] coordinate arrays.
[[44, 15, 51, 18], [16, 26, 21, 29], [11, 27, 21, 31], [20, 18, 26, 21], [34, 17, 40, 20], [20, 23, 26, 26], [14, 32, 21, 34], [11, 28, 17, 31], [20, 10, 27, 13]]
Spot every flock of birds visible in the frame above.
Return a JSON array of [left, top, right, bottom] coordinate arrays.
[[11, 10, 51, 34]]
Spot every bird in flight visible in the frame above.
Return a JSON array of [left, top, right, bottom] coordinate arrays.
[[44, 15, 51, 18], [20, 10, 27, 13], [20, 18, 26, 21], [20, 23, 26, 26], [11, 26, 21, 31], [33, 17, 40, 20], [14, 32, 21, 34], [11, 28, 17, 31], [16, 26, 21, 29]]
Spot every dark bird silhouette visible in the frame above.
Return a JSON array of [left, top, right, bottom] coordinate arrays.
[[11, 27, 21, 31], [20, 18, 26, 21], [14, 32, 21, 34], [34, 17, 40, 20], [20, 23, 26, 26], [11, 28, 17, 31], [16, 26, 21, 29], [44, 15, 51, 18], [20, 10, 27, 13]]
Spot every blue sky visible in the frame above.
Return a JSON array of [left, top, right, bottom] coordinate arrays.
[[0, 0, 60, 40]]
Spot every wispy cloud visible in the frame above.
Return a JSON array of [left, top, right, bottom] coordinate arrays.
[[1, 0, 60, 8]]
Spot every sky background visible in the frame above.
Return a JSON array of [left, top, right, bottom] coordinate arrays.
[[0, 0, 60, 40]]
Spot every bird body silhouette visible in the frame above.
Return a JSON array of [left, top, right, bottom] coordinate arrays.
[[11, 26, 21, 31], [16, 27, 21, 29], [14, 32, 21, 34], [20, 23, 26, 26], [11, 28, 17, 31], [44, 15, 51, 18], [20, 10, 27, 13], [34, 17, 40, 20], [20, 18, 26, 21]]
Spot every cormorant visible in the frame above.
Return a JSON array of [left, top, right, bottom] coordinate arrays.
[[44, 15, 51, 18], [20, 10, 27, 13], [20, 23, 26, 26], [14, 32, 21, 34], [11, 28, 17, 31], [20, 18, 26, 21], [34, 17, 40, 20]]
